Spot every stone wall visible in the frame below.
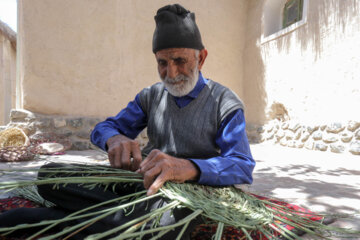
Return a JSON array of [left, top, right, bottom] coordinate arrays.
[[3, 109, 359, 156], [3, 109, 104, 150], [1, 109, 150, 151], [247, 120, 360, 155]]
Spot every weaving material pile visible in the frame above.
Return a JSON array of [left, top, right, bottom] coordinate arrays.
[[0, 129, 72, 162], [0, 128, 35, 162], [0, 164, 359, 239], [0, 127, 30, 148]]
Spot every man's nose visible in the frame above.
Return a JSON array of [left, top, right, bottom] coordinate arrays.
[[166, 63, 178, 79]]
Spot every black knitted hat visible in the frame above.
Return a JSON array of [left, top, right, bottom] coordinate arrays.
[[152, 4, 204, 53]]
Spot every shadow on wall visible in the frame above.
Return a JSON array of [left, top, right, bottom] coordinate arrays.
[[243, 0, 267, 126], [274, 0, 359, 59]]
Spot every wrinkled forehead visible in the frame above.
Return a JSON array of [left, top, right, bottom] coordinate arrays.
[[155, 48, 197, 60]]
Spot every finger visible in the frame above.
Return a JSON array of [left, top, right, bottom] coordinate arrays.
[[114, 149, 123, 168], [108, 149, 115, 166], [143, 164, 162, 189], [139, 159, 158, 175], [140, 149, 160, 168], [147, 172, 167, 196], [109, 147, 122, 168], [130, 142, 142, 171], [121, 146, 131, 170], [140, 150, 164, 173]]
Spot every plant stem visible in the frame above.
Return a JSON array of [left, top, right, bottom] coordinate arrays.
[[241, 227, 253, 240], [272, 221, 303, 240], [175, 220, 190, 240], [214, 222, 224, 240], [109, 209, 203, 240], [26, 190, 147, 239], [268, 223, 294, 240], [0, 176, 144, 193], [39, 193, 163, 240], [86, 200, 180, 240]]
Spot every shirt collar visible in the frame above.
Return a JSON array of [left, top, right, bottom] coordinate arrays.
[[187, 71, 207, 99]]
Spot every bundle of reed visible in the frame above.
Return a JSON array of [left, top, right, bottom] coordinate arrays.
[[0, 164, 359, 240]]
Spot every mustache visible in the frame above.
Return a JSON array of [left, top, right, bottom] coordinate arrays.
[[162, 74, 190, 84]]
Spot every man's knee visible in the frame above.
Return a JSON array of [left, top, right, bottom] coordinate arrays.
[[37, 162, 68, 200], [37, 162, 66, 179]]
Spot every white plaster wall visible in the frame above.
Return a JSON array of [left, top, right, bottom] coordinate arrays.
[[263, 0, 287, 37], [245, 0, 360, 125], [0, 31, 16, 125], [18, 0, 248, 117]]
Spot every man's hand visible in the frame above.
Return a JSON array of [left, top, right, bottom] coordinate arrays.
[[106, 134, 142, 171], [137, 149, 199, 196]]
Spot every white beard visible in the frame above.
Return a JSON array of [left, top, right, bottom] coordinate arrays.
[[161, 69, 199, 97]]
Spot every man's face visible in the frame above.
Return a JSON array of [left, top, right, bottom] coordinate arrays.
[[155, 48, 200, 97]]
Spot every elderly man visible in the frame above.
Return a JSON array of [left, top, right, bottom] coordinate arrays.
[[91, 4, 255, 196], [0, 4, 254, 240]]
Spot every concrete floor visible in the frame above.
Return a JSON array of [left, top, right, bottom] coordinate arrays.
[[250, 144, 360, 239], [1, 144, 359, 239]]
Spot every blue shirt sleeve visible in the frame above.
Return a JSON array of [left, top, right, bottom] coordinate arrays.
[[90, 94, 147, 151], [190, 109, 255, 186]]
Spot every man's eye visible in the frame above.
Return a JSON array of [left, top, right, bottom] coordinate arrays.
[[158, 60, 167, 66], [174, 58, 186, 65]]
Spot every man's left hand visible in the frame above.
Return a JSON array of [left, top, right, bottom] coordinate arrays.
[[137, 149, 199, 196]]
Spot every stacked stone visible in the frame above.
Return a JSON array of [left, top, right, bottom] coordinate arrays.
[[3, 109, 360, 155], [247, 120, 360, 155], [3, 109, 104, 150], [2, 109, 151, 151]]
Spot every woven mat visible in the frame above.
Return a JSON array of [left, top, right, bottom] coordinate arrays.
[[0, 197, 40, 240]]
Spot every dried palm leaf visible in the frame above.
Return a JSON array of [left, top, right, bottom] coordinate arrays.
[[0, 165, 359, 240]]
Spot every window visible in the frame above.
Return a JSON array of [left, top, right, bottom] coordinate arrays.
[[283, 0, 303, 28], [262, 0, 308, 44]]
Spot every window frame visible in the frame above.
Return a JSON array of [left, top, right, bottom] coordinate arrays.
[[261, 0, 308, 44]]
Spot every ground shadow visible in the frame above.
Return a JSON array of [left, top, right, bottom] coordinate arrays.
[[252, 163, 360, 213]]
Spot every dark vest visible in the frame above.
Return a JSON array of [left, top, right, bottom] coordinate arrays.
[[139, 80, 244, 159]]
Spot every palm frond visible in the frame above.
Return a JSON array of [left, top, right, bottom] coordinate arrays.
[[0, 165, 359, 240]]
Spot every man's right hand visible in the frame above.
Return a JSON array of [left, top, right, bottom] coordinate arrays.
[[106, 134, 142, 171]]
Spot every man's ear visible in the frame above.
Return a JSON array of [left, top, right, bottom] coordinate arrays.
[[197, 49, 208, 70]]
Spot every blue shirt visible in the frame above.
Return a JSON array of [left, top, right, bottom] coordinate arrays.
[[91, 72, 255, 186]]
